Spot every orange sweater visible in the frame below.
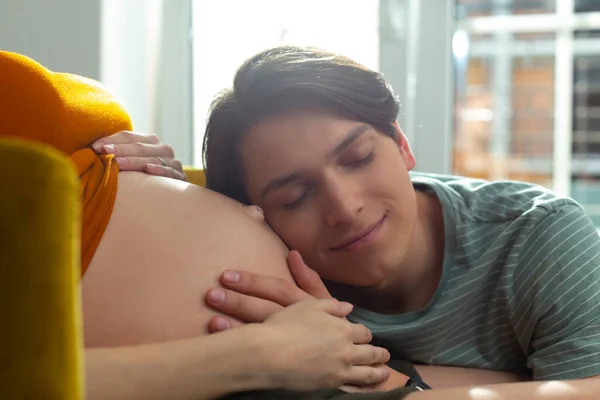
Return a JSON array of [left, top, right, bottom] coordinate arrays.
[[0, 51, 133, 275]]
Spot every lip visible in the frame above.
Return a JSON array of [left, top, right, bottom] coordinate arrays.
[[330, 215, 386, 252]]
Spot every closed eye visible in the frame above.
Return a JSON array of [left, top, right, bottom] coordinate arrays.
[[282, 188, 313, 210], [345, 152, 375, 169]]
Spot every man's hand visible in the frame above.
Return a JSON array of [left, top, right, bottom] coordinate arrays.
[[91, 130, 187, 181], [261, 298, 392, 391], [206, 250, 332, 332]]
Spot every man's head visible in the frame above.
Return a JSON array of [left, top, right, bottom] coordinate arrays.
[[203, 45, 419, 288]]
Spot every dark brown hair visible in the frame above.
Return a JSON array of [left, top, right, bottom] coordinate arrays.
[[202, 45, 400, 204]]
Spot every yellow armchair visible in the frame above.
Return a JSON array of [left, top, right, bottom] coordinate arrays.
[[0, 157, 202, 399], [0, 138, 84, 399], [184, 166, 206, 187]]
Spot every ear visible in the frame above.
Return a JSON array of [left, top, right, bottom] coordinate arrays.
[[393, 121, 416, 171]]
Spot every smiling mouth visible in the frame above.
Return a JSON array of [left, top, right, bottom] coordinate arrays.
[[330, 215, 387, 252]]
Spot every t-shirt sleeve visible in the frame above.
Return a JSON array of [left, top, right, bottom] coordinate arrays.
[[513, 203, 600, 380]]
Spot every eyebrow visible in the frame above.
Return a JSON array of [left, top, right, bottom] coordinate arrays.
[[259, 123, 373, 201], [330, 123, 373, 157]]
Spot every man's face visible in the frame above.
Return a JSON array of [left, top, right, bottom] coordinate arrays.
[[240, 110, 419, 288]]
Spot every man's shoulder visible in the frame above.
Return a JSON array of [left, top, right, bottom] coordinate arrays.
[[410, 172, 579, 223]]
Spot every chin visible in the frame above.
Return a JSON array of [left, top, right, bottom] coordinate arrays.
[[323, 254, 398, 286], [365, 258, 403, 286], [364, 274, 396, 289], [342, 268, 397, 288]]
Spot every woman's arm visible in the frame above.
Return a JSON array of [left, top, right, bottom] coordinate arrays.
[[86, 326, 271, 400], [86, 299, 390, 400]]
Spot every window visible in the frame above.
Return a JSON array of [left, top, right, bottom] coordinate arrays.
[[191, 0, 379, 163], [454, 0, 600, 225]]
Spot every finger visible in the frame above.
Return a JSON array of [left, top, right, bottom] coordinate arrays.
[[205, 287, 284, 323], [112, 155, 186, 181], [338, 366, 392, 393], [220, 270, 314, 307], [99, 142, 175, 159], [170, 159, 185, 178], [350, 322, 373, 344], [338, 384, 380, 393], [207, 315, 244, 333], [114, 156, 173, 171], [292, 298, 353, 319], [340, 365, 390, 387], [288, 250, 331, 299], [92, 131, 160, 152], [351, 345, 390, 366], [145, 163, 188, 182]]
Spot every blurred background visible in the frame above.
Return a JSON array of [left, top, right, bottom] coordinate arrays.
[[2, 0, 600, 224]]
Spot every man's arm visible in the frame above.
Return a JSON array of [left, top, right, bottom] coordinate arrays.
[[406, 379, 600, 400], [414, 365, 529, 388]]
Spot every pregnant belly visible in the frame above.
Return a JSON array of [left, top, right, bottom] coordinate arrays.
[[81, 172, 292, 347]]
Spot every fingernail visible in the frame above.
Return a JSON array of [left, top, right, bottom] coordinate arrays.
[[340, 302, 354, 312], [384, 349, 391, 361], [92, 141, 104, 152], [222, 271, 240, 283], [102, 144, 116, 154], [146, 163, 159, 172], [384, 366, 391, 378], [214, 317, 231, 331], [208, 289, 226, 303], [115, 157, 129, 167]]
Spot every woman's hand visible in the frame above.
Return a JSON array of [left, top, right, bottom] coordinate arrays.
[[257, 298, 391, 391], [206, 250, 331, 332], [91, 130, 187, 181]]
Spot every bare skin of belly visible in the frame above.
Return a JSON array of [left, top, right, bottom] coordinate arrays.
[[82, 172, 293, 347]]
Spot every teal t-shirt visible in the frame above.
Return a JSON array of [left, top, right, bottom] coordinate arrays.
[[349, 173, 600, 380]]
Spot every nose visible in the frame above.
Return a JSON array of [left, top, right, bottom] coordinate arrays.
[[322, 176, 364, 226]]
